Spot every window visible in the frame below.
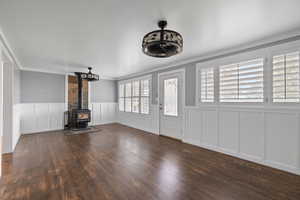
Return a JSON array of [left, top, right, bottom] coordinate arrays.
[[219, 58, 264, 102], [132, 81, 140, 113], [200, 68, 214, 102], [141, 79, 150, 114], [119, 84, 125, 111], [164, 78, 178, 116], [119, 77, 150, 114], [125, 82, 132, 112], [272, 52, 300, 103]]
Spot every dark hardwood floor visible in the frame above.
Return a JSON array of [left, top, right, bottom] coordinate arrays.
[[1, 123, 300, 200]]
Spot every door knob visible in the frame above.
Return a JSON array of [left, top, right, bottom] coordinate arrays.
[[159, 104, 163, 110]]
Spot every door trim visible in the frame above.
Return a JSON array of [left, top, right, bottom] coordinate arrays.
[[157, 68, 186, 140]]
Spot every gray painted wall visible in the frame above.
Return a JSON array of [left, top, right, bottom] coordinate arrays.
[[20, 71, 65, 103], [118, 35, 300, 107], [20, 70, 118, 103], [90, 79, 117, 102]]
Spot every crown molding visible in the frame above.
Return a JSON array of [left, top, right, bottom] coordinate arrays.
[[2, 23, 300, 81], [0, 27, 23, 69], [21, 67, 68, 75], [21, 67, 117, 80], [117, 29, 300, 80]]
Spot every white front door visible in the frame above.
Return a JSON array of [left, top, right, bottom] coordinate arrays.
[[159, 71, 184, 140]]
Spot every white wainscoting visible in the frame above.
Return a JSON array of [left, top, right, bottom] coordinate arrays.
[[183, 105, 300, 175], [117, 104, 159, 134], [2, 104, 21, 153], [12, 104, 21, 150], [19, 102, 300, 175], [90, 102, 117, 125], [20, 103, 65, 134], [20, 102, 117, 134]]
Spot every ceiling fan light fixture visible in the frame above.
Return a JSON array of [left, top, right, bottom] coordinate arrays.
[[79, 67, 99, 81], [142, 20, 183, 58]]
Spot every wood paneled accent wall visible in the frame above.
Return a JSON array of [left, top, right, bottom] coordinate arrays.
[[68, 75, 88, 111]]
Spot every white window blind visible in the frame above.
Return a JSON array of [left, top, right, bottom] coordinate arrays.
[[200, 68, 214, 102], [119, 84, 125, 111], [273, 52, 300, 103], [132, 81, 140, 113], [219, 58, 264, 102], [141, 79, 150, 114], [125, 83, 132, 112], [119, 78, 150, 114]]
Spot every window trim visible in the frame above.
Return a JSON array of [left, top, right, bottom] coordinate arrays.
[[118, 75, 152, 115], [196, 43, 300, 107], [219, 58, 265, 103], [196, 50, 268, 106], [270, 50, 300, 105], [199, 67, 215, 103]]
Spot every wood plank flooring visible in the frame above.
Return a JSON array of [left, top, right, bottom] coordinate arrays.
[[1, 123, 300, 200]]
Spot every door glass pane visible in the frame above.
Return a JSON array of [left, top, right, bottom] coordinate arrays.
[[164, 78, 178, 116]]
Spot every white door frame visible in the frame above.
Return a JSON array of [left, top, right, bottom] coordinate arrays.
[[0, 54, 3, 178], [157, 68, 185, 140]]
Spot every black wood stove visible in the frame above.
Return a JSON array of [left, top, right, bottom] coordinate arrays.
[[66, 67, 99, 130]]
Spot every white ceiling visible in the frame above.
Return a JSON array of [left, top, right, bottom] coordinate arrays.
[[1, 0, 300, 79]]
